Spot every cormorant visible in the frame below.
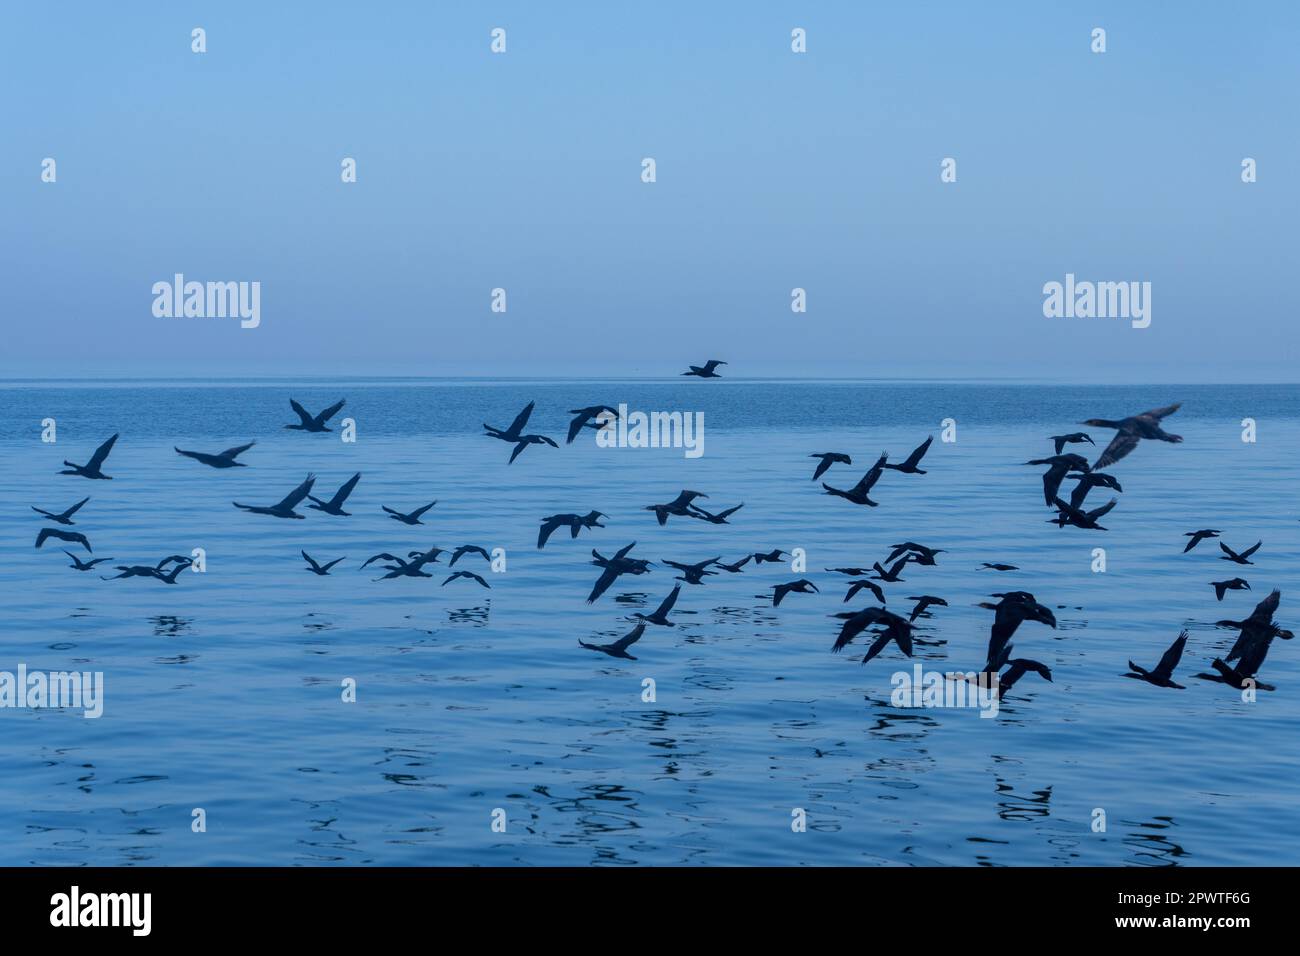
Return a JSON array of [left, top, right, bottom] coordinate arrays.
[[383, 501, 436, 525], [443, 570, 490, 588], [1050, 432, 1094, 454], [286, 398, 345, 433], [830, 606, 913, 662], [663, 557, 719, 585], [175, 442, 255, 468], [1050, 496, 1117, 531], [645, 490, 708, 526], [688, 502, 744, 524], [1219, 540, 1261, 565], [871, 556, 911, 582], [906, 595, 948, 621], [36, 527, 91, 552], [1212, 578, 1250, 601], [885, 542, 945, 566], [977, 591, 1057, 673], [715, 556, 752, 573], [1025, 454, 1089, 507], [308, 473, 361, 516], [302, 551, 345, 576], [64, 551, 112, 571], [579, 623, 646, 660], [823, 452, 887, 506], [883, 436, 933, 475], [632, 585, 680, 626], [1065, 472, 1122, 510], [450, 545, 491, 566], [538, 511, 606, 548], [233, 474, 316, 518], [31, 496, 90, 525], [1124, 631, 1188, 689], [566, 405, 618, 444], [588, 543, 653, 603], [752, 549, 789, 564], [809, 452, 851, 481], [979, 563, 1019, 571], [61, 434, 118, 480], [844, 579, 886, 603], [772, 579, 819, 606], [682, 360, 726, 378], [1083, 403, 1182, 469], [1183, 529, 1222, 553]]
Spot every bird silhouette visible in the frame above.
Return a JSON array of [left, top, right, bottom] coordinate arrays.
[[579, 623, 647, 660], [809, 452, 851, 481], [64, 550, 112, 571], [538, 511, 606, 548], [566, 405, 618, 443], [383, 501, 436, 525], [632, 585, 681, 626], [1125, 631, 1189, 689], [883, 436, 933, 475], [233, 474, 316, 518], [302, 551, 345, 576], [286, 398, 345, 432], [682, 360, 726, 378], [175, 442, 255, 468], [31, 496, 90, 525], [308, 473, 361, 516], [1183, 529, 1222, 553], [823, 453, 887, 506], [36, 527, 91, 553], [1219, 540, 1261, 565], [61, 434, 118, 480], [1211, 578, 1250, 601], [772, 579, 819, 606], [1083, 402, 1182, 469], [443, 570, 490, 588]]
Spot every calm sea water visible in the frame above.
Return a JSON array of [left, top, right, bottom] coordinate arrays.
[[1, 380, 1298, 866]]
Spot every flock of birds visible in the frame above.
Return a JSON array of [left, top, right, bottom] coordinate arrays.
[[29, 364, 1293, 701]]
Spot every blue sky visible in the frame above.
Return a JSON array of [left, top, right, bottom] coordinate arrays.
[[4, 1, 1297, 380]]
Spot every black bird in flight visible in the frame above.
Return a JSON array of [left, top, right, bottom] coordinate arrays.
[[588, 542, 653, 603], [823, 452, 887, 506], [663, 557, 719, 585], [826, 566, 873, 577], [1198, 589, 1292, 690], [752, 549, 789, 565], [308, 473, 361, 516], [883, 436, 933, 475], [809, 452, 851, 481], [64, 550, 112, 571], [1211, 578, 1250, 601], [579, 622, 647, 660], [538, 511, 606, 548], [989, 644, 1053, 699], [102, 557, 190, 583], [31, 496, 89, 526], [450, 545, 491, 567], [682, 360, 726, 378], [1050, 496, 1117, 531], [61, 433, 118, 480], [715, 556, 752, 573], [830, 606, 913, 662], [632, 585, 681, 626], [383, 501, 436, 525], [977, 591, 1057, 674], [1083, 402, 1183, 469], [907, 595, 948, 621], [646, 490, 708, 526], [1065, 472, 1122, 510], [885, 542, 945, 566], [772, 579, 819, 606], [1025, 454, 1090, 507], [688, 502, 744, 524], [979, 562, 1019, 571], [1050, 432, 1094, 455], [36, 527, 91, 553], [286, 398, 345, 433], [1183, 529, 1222, 553], [483, 401, 558, 463], [443, 570, 490, 588], [1124, 631, 1189, 689], [370, 551, 440, 580], [1219, 540, 1261, 565], [566, 405, 618, 443], [844, 579, 886, 603], [302, 551, 345, 576], [233, 474, 316, 519], [175, 442, 256, 468], [871, 556, 911, 583]]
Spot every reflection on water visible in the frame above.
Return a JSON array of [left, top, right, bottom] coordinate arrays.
[[2, 381, 1299, 865]]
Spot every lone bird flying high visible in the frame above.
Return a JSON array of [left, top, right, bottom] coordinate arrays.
[[61, 434, 118, 480], [682, 360, 726, 378]]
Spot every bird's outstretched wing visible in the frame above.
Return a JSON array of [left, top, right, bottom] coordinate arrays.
[[538, 515, 566, 549], [507, 401, 535, 437], [1153, 631, 1189, 679], [1139, 402, 1181, 421], [87, 434, 119, 470], [609, 623, 646, 653], [903, 436, 933, 468], [221, 442, 256, 459], [587, 565, 621, 604], [1094, 431, 1139, 469], [275, 475, 316, 510], [317, 399, 346, 424], [654, 585, 681, 617], [290, 399, 315, 426]]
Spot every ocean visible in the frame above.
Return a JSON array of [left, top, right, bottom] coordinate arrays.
[[1, 379, 1297, 866]]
